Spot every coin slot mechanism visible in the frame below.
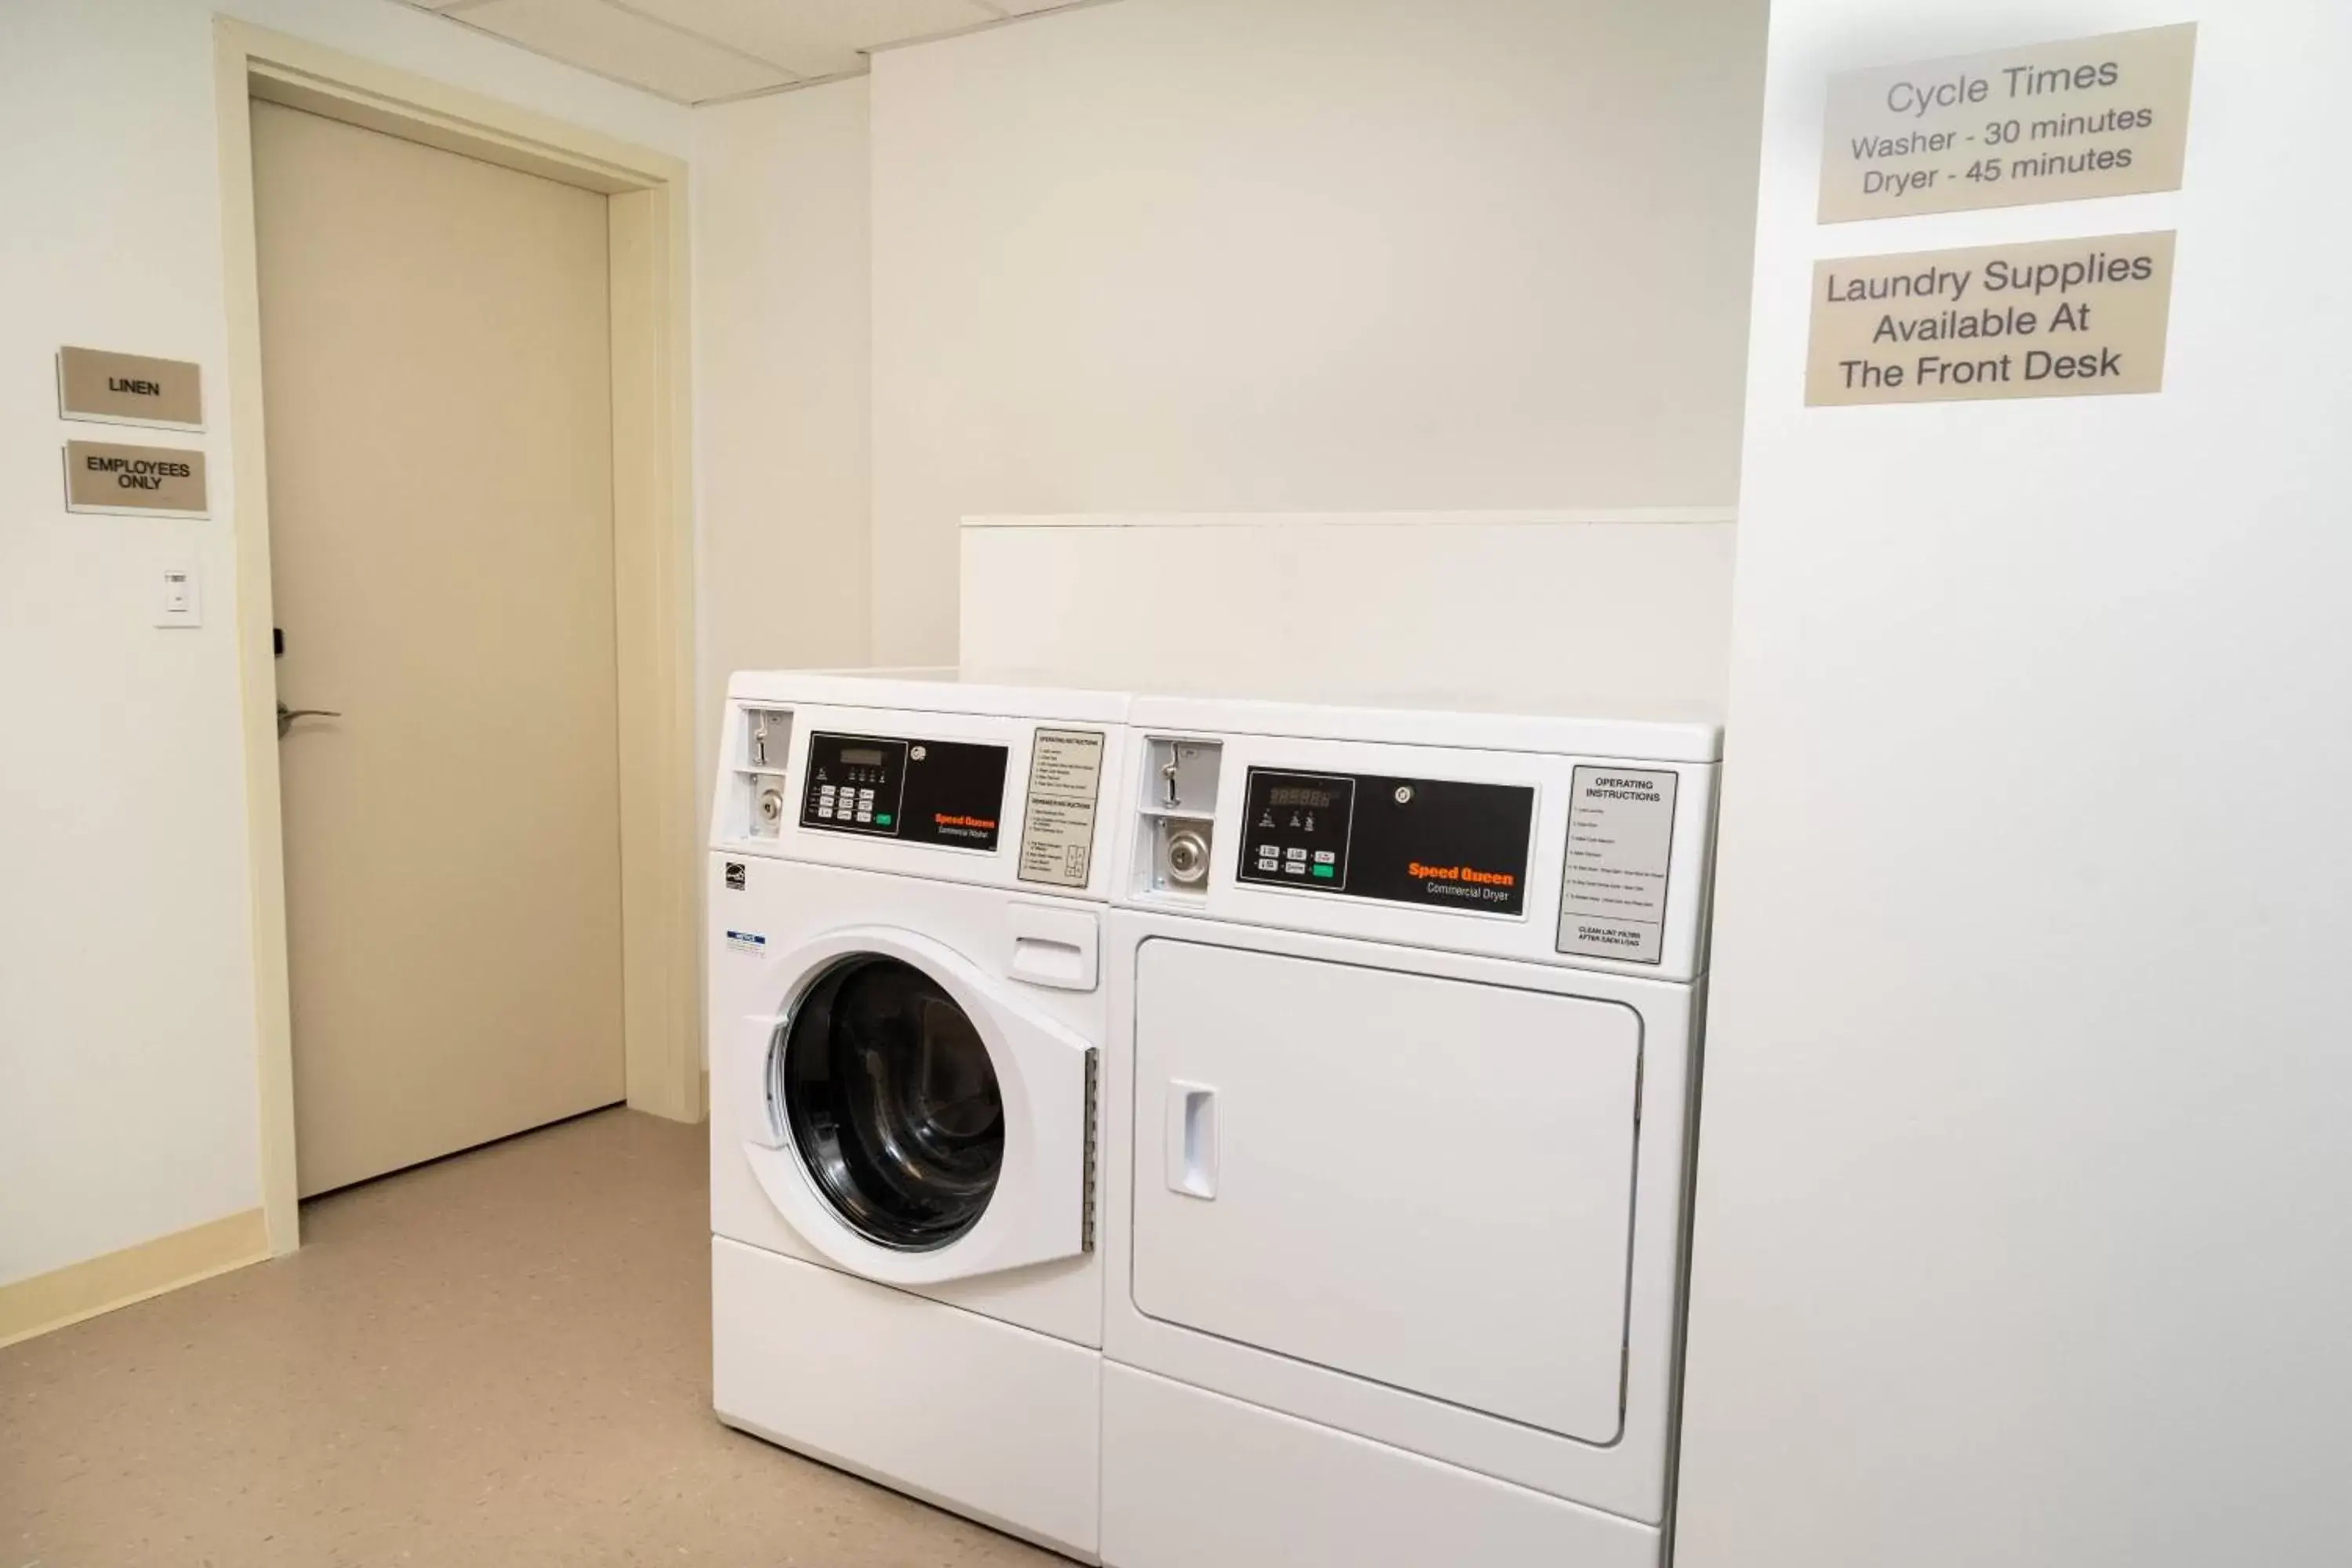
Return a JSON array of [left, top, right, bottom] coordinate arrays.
[[732, 706, 794, 841], [1134, 736, 1222, 899]]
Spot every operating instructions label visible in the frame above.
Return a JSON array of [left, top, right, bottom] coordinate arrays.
[[1559, 767, 1678, 964], [1018, 728, 1105, 888], [1820, 24, 2197, 222]]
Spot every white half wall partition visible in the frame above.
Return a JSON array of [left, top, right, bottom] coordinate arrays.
[[961, 511, 1735, 713]]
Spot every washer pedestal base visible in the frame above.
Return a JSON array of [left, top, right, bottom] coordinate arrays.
[[713, 1236, 1101, 1562]]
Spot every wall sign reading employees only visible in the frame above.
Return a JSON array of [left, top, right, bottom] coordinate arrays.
[[62, 439, 209, 517], [1806, 231, 2176, 408]]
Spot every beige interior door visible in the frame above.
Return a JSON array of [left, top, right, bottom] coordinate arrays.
[[252, 100, 626, 1197]]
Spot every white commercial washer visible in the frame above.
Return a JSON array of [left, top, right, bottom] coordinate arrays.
[[706, 670, 1130, 1561], [1098, 692, 1720, 1568]]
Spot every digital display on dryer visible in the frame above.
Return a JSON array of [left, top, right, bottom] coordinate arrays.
[[1236, 767, 1534, 915]]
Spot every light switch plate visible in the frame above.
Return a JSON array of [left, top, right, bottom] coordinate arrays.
[[155, 560, 201, 627]]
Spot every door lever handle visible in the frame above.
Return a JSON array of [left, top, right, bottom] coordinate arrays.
[[276, 701, 343, 738]]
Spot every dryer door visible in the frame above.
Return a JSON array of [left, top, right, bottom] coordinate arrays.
[[735, 927, 1094, 1286], [1131, 938, 1641, 1445]]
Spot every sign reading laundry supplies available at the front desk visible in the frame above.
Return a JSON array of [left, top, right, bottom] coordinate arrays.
[[1236, 768, 1533, 916], [800, 731, 1007, 850], [1807, 231, 2176, 406]]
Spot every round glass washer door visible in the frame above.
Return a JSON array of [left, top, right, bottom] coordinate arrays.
[[777, 955, 1005, 1250]]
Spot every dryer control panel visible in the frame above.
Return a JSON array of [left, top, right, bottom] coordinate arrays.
[[1116, 712, 1718, 981], [1235, 768, 1534, 917], [801, 731, 1007, 851]]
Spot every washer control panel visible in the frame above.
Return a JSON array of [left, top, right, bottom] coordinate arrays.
[[1236, 767, 1534, 916], [801, 731, 1007, 851]]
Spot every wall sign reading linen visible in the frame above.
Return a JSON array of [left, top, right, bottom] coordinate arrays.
[[56, 347, 204, 430], [1807, 231, 2176, 407], [1820, 23, 2196, 223], [62, 440, 209, 517]]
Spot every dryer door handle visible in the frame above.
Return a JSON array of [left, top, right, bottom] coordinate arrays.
[[1166, 1081, 1219, 1200]]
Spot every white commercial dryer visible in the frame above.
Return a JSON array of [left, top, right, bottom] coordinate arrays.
[[1098, 693, 1719, 1568], [706, 670, 1129, 1561]]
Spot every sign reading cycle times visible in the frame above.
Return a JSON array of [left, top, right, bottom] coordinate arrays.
[[1807, 231, 2176, 408], [1820, 24, 2197, 222]]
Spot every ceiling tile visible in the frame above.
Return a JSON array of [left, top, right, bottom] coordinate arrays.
[[626, 0, 996, 81], [459, 0, 797, 103]]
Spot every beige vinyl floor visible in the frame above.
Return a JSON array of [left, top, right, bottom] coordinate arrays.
[[0, 1108, 1059, 1566]]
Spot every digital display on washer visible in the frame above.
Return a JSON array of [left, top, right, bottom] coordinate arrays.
[[801, 731, 1008, 850], [1237, 767, 1534, 915]]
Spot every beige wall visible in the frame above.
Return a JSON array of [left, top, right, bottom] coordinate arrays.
[[0, 0, 687, 1290], [867, 0, 1769, 663], [692, 77, 874, 807]]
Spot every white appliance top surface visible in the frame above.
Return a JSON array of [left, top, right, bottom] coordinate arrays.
[[1128, 688, 1722, 763], [726, 666, 1132, 723], [728, 668, 1722, 761]]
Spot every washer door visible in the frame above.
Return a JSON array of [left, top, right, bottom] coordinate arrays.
[[779, 954, 1004, 1251], [738, 926, 1094, 1286]]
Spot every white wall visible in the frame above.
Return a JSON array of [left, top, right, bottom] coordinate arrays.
[[1678, 4, 2352, 1563], [869, 0, 1769, 664], [0, 0, 687, 1288], [693, 77, 873, 812], [961, 513, 1737, 713]]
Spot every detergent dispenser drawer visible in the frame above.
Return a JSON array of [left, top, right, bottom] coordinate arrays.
[[1131, 939, 1642, 1444]]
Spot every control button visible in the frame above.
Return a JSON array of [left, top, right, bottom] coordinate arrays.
[[1285, 848, 1308, 863], [818, 784, 836, 797], [1256, 856, 1279, 873], [875, 813, 892, 827], [1283, 860, 1307, 876], [855, 811, 873, 822], [858, 789, 876, 804], [1258, 844, 1279, 858], [1313, 850, 1336, 865], [1311, 864, 1335, 879]]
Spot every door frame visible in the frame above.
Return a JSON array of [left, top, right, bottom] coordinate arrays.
[[213, 19, 702, 1256]]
